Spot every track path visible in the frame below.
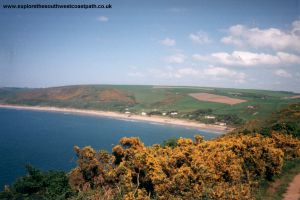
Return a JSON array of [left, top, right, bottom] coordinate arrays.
[[283, 173, 300, 200]]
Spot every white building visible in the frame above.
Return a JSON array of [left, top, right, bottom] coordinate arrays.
[[216, 122, 227, 126], [170, 112, 178, 116], [141, 112, 147, 116], [204, 115, 215, 119]]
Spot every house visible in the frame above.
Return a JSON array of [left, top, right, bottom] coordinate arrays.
[[125, 111, 131, 114], [162, 112, 167, 116], [228, 92, 242, 96], [170, 112, 178, 116], [215, 122, 227, 126], [204, 115, 216, 119], [247, 105, 255, 109], [141, 112, 147, 116]]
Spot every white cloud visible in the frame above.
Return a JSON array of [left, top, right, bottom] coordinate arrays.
[[97, 16, 109, 22], [221, 20, 300, 51], [174, 68, 200, 78], [148, 67, 176, 78], [165, 53, 186, 64], [203, 66, 246, 83], [292, 20, 300, 36], [192, 54, 208, 61], [147, 66, 245, 83], [160, 38, 176, 46], [211, 51, 279, 66], [274, 69, 292, 78], [221, 35, 243, 47], [203, 66, 234, 76], [193, 51, 300, 67], [277, 52, 300, 64], [150, 67, 200, 79], [189, 31, 211, 44]]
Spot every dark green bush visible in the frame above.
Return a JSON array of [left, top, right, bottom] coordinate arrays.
[[0, 165, 74, 200]]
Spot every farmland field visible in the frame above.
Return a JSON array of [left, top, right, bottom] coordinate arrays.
[[0, 85, 299, 126], [189, 92, 247, 105]]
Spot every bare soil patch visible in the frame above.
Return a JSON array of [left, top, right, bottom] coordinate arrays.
[[189, 93, 247, 105], [287, 95, 300, 99], [283, 173, 300, 200]]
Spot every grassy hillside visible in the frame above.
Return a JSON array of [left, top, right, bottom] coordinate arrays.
[[1, 85, 299, 126]]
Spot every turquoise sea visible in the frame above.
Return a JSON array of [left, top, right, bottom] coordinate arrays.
[[0, 108, 220, 189]]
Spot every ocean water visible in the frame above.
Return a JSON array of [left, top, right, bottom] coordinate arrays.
[[0, 108, 220, 189]]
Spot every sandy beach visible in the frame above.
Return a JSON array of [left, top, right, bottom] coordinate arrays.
[[0, 104, 232, 133]]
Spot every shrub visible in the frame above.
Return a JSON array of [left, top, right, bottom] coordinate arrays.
[[68, 131, 300, 199], [0, 165, 73, 200]]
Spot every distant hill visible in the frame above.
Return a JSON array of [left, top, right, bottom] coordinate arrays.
[[0, 85, 299, 126]]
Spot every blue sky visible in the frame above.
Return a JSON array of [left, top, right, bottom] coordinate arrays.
[[0, 0, 300, 92]]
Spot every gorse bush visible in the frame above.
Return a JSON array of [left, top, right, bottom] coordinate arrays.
[[69, 131, 300, 200], [3, 131, 299, 200]]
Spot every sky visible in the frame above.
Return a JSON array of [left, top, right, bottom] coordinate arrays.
[[0, 0, 300, 92]]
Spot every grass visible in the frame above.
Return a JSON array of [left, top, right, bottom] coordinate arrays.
[[256, 158, 300, 200], [162, 95, 227, 112], [0, 85, 299, 125]]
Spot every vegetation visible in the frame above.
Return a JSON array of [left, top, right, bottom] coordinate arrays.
[[0, 165, 73, 200], [1, 85, 300, 126], [256, 158, 300, 200], [161, 137, 178, 148], [182, 109, 244, 125], [237, 103, 300, 138], [1, 103, 300, 199]]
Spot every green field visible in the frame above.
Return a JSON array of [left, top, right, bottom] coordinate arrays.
[[0, 85, 299, 126]]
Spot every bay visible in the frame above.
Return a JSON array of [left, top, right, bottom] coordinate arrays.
[[0, 108, 220, 188]]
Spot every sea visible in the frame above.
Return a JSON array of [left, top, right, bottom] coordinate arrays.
[[0, 108, 220, 189]]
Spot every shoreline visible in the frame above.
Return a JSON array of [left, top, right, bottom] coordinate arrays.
[[0, 104, 233, 134]]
